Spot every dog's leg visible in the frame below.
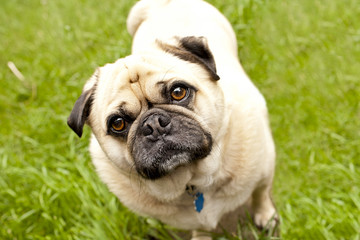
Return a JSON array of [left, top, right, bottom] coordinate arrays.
[[251, 184, 279, 231], [191, 230, 212, 240]]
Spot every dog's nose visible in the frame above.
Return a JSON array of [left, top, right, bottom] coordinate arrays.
[[141, 113, 171, 139]]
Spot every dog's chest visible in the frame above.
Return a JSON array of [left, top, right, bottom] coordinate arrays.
[[184, 185, 205, 213], [164, 187, 237, 230]]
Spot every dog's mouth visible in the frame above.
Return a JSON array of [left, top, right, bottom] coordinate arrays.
[[136, 147, 190, 180], [130, 109, 212, 180], [134, 140, 211, 180]]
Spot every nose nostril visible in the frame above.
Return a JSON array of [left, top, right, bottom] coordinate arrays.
[[158, 115, 171, 128], [142, 124, 153, 136]]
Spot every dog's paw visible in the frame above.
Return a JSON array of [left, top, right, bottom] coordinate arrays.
[[191, 237, 212, 240], [253, 206, 279, 230], [191, 230, 212, 240]]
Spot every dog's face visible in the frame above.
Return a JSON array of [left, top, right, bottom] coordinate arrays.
[[68, 36, 224, 180]]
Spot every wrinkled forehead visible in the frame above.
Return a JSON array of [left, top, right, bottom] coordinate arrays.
[[93, 54, 190, 121]]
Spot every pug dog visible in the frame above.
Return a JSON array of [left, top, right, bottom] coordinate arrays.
[[68, 0, 278, 238]]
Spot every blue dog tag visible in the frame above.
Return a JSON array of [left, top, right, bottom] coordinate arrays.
[[194, 192, 204, 213]]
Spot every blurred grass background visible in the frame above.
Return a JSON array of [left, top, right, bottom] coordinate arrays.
[[1, 0, 359, 239]]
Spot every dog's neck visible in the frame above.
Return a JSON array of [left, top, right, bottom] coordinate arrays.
[[186, 185, 204, 213]]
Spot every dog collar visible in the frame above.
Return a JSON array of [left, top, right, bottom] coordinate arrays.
[[186, 185, 204, 213]]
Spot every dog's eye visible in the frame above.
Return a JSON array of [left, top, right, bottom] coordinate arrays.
[[171, 86, 188, 101], [110, 117, 127, 132]]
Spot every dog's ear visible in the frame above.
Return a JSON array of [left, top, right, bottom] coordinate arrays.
[[67, 69, 99, 138], [158, 36, 220, 81], [178, 36, 220, 80]]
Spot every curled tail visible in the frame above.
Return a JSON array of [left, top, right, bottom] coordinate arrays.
[[127, 0, 171, 37]]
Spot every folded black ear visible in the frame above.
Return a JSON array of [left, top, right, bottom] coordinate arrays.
[[158, 36, 220, 81], [67, 89, 94, 137], [178, 36, 220, 80], [67, 71, 98, 138]]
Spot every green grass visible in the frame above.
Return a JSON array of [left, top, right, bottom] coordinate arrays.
[[1, 0, 359, 239]]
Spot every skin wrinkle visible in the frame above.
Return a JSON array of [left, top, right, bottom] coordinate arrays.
[[114, 64, 215, 180], [102, 71, 218, 180]]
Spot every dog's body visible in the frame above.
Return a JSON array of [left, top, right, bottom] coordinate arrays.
[[68, 0, 277, 237]]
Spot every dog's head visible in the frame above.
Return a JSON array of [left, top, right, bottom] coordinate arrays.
[[68, 36, 224, 180]]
